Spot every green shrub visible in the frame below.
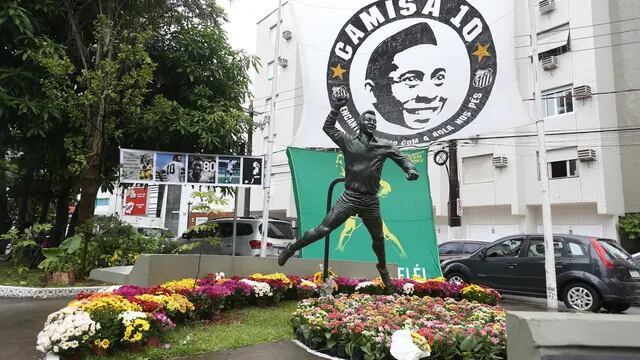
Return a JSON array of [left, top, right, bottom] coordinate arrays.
[[84, 216, 158, 269]]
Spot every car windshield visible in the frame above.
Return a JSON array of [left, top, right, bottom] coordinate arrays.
[[597, 240, 631, 260], [259, 222, 294, 239]]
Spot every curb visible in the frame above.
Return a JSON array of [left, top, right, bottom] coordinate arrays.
[[291, 340, 345, 360], [0, 285, 121, 299]]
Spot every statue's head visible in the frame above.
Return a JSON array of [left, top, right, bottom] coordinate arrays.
[[358, 110, 377, 137]]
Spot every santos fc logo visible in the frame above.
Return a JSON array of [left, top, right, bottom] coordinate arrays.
[[326, 0, 497, 146]]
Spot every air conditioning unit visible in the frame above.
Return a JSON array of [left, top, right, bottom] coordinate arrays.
[[278, 57, 288, 68], [492, 156, 508, 168], [577, 149, 596, 162], [539, 0, 556, 14], [541, 56, 558, 70], [282, 30, 292, 41], [574, 85, 592, 99]]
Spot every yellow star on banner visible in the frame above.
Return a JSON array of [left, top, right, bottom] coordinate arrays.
[[331, 63, 347, 79], [472, 43, 492, 62]]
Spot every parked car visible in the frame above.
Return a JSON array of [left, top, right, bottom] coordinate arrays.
[[134, 226, 174, 239], [441, 234, 640, 313], [633, 252, 640, 267], [179, 217, 296, 257], [438, 240, 488, 263]]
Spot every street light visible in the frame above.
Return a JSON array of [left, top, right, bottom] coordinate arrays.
[[187, 201, 192, 229]]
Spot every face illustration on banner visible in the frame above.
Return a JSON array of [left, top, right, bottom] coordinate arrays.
[[365, 22, 450, 131], [326, 0, 497, 144]]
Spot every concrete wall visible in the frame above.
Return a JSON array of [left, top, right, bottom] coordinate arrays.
[[610, 0, 640, 214], [507, 311, 640, 360], [122, 254, 397, 287]]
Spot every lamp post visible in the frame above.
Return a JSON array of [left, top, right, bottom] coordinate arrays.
[[187, 201, 192, 229]]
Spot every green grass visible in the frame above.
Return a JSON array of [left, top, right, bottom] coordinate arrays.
[[0, 261, 108, 287], [87, 301, 298, 360]]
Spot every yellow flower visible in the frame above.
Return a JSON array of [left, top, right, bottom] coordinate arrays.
[[160, 278, 197, 292], [70, 294, 141, 313], [101, 339, 110, 349], [411, 332, 431, 352], [313, 269, 336, 285], [250, 273, 292, 287]]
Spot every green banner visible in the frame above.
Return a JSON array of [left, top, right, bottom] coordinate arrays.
[[287, 147, 441, 278]]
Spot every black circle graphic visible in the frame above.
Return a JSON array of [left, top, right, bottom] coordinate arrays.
[[326, 0, 496, 146]]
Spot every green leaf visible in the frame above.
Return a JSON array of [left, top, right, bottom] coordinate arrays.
[[460, 336, 477, 352]]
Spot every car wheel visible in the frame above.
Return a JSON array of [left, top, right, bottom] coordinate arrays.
[[562, 282, 602, 312], [603, 302, 631, 313], [446, 272, 467, 285]]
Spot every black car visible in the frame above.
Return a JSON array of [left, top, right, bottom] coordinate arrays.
[[442, 234, 640, 313], [438, 240, 488, 263]]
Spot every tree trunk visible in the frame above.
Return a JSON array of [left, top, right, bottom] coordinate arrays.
[[38, 193, 51, 224], [50, 186, 71, 247], [75, 160, 100, 229], [17, 171, 34, 232], [0, 142, 9, 234]]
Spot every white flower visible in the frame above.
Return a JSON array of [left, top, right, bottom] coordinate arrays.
[[118, 311, 147, 324], [36, 307, 97, 354], [355, 281, 375, 291], [402, 283, 415, 295], [240, 279, 273, 297]]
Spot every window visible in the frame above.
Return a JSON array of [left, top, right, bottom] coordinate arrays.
[[548, 159, 577, 179], [463, 242, 485, 254], [462, 154, 493, 184], [95, 198, 109, 207], [439, 242, 462, 254], [259, 222, 294, 239], [542, 86, 573, 117], [217, 222, 254, 237], [567, 242, 586, 257], [597, 240, 631, 261], [267, 61, 275, 80], [485, 238, 524, 258], [526, 238, 563, 257]]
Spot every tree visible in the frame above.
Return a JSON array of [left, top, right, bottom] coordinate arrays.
[[1, 0, 256, 237]]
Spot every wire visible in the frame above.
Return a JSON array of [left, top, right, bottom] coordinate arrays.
[[514, 28, 640, 48], [251, 87, 302, 102], [521, 88, 640, 101], [455, 126, 640, 142], [513, 16, 640, 38], [516, 40, 640, 60]]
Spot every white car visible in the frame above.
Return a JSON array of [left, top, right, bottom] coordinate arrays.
[[179, 217, 296, 257]]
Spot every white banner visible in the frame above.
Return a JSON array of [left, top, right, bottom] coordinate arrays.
[[119, 148, 264, 188], [290, 0, 529, 148]]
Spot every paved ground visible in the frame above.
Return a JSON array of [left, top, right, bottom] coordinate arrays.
[[1, 296, 638, 360]]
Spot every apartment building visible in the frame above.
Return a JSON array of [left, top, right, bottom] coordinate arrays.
[[246, 0, 640, 242]]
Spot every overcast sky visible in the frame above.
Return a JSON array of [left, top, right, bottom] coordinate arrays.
[[220, 0, 280, 54]]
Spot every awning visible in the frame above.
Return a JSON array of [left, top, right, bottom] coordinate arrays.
[[538, 29, 569, 54]]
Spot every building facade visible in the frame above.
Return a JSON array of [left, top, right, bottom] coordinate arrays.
[[247, 0, 640, 242]]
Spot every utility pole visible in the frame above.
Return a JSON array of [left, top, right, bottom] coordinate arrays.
[[529, 0, 558, 309], [243, 101, 254, 217], [448, 140, 461, 233], [260, 0, 283, 257]]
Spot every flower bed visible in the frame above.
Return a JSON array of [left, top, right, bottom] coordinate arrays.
[[36, 272, 501, 359], [292, 294, 507, 360]]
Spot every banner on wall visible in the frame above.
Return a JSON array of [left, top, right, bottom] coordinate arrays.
[[123, 187, 148, 216], [287, 147, 441, 278], [119, 148, 264, 188], [289, 0, 529, 148]]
